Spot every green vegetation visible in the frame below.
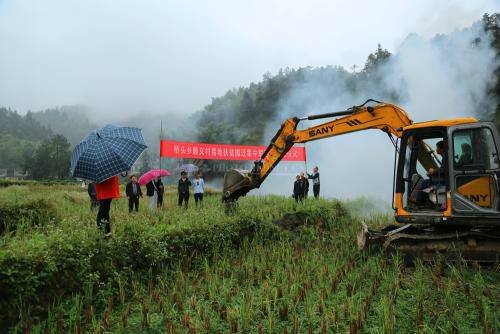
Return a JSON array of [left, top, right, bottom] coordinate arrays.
[[1, 14, 499, 178], [30, 106, 97, 147], [0, 106, 92, 174], [22, 134, 72, 180], [0, 109, 51, 170], [195, 44, 396, 148], [0, 184, 340, 330], [482, 13, 500, 125], [0, 183, 498, 333], [0, 108, 73, 179], [195, 14, 500, 151], [0, 198, 57, 235]]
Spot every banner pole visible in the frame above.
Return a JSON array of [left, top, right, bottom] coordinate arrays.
[[159, 120, 163, 170], [304, 143, 308, 173], [301, 121, 308, 174]]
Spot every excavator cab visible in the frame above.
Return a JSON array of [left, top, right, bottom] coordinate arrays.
[[395, 121, 500, 226], [375, 121, 500, 261]]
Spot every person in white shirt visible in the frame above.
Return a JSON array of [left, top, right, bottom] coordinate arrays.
[[192, 172, 205, 207]]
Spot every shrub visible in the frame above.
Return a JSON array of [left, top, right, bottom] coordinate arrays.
[[0, 199, 58, 235], [0, 198, 346, 328]]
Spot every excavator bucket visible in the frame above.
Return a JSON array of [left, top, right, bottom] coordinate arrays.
[[222, 169, 254, 202]]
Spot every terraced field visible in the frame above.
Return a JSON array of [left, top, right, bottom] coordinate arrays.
[[0, 183, 498, 333]]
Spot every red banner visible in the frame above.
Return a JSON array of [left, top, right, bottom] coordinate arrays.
[[160, 140, 306, 161]]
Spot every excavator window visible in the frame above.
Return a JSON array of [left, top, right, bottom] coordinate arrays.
[[453, 127, 499, 209], [453, 128, 499, 170], [400, 131, 447, 211]]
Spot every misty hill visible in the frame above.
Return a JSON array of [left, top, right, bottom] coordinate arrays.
[[194, 13, 500, 147], [1, 13, 498, 176], [195, 54, 395, 146], [0, 108, 53, 169], [0, 108, 53, 142], [0, 105, 96, 170], [31, 105, 97, 146]]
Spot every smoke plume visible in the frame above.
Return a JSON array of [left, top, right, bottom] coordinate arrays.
[[258, 20, 498, 203]]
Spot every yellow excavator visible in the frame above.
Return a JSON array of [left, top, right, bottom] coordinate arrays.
[[222, 100, 500, 262]]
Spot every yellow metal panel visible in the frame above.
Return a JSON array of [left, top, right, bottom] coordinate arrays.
[[403, 118, 477, 131], [457, 176, 495, 208]]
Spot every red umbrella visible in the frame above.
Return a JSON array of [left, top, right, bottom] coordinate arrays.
[[139, 169, 171, 186]]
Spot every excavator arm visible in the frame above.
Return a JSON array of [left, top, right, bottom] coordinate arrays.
[[222, 100, 413, 202]]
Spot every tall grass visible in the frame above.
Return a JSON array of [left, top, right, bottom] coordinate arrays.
[[1, 184, 498, 333]]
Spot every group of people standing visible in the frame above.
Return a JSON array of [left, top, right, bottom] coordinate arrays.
[[293, 166, 320, 202], [123, 171, 205, 212], [86, 171, 205, 239], [177, 171, 205, 208], [124, 174, 165, 212]]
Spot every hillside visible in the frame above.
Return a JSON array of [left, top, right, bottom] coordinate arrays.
[[194, 14, 500, 147], [30, 105, 97, 146], [1, 14, 498, 176], [0, 108, 53, 170]]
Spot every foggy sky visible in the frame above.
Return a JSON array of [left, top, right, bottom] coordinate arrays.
[[0, 0, 498, 115]]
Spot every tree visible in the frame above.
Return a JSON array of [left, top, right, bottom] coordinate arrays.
[[51, 134, 71, 179], [481, 13, 500, 128], [138, 151, 152, 175], [26, 134, 71, 180], [363, 44, 391, 73], [0, 107, 53, 170]]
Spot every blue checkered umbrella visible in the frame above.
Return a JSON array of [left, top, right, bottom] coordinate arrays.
[[71, 124, 147, 182]]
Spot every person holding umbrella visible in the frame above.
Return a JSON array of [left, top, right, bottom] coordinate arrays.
[[178, 171, 191, 208], [71, 124, 148, 238], [126, 175, 142, 212], [95, 175, 120, 239], [138, 169, 171, 210]]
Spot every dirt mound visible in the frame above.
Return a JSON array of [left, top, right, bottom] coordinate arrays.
[[274, 212, 315, 232]]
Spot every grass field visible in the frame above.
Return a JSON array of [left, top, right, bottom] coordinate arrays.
[[0, 182, 498, 333]]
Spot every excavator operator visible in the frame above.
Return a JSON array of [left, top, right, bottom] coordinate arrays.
[[456, 143, 473, 167], [416, 140, 446, 204]]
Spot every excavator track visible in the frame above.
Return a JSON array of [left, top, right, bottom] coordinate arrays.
[[358, 223, 500, 263]]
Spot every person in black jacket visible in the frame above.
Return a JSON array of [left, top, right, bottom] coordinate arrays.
[[293, 175, 303, 202], [125, 175, 143, 212], [145, 180, 156, 209], [155, 176, 165, 208], [307, 166, 320, 199], [416, 140, 446, 204], [178, 171, 191, 208], [300, 172, 309, 199], [87, 181, 99, 211]]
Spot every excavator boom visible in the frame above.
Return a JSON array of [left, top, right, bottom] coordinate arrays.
[[223, 100, 412, 201]]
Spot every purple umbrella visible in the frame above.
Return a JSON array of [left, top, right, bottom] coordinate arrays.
[[175, 164, 199, 173], [139, 169, 171, 186]]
